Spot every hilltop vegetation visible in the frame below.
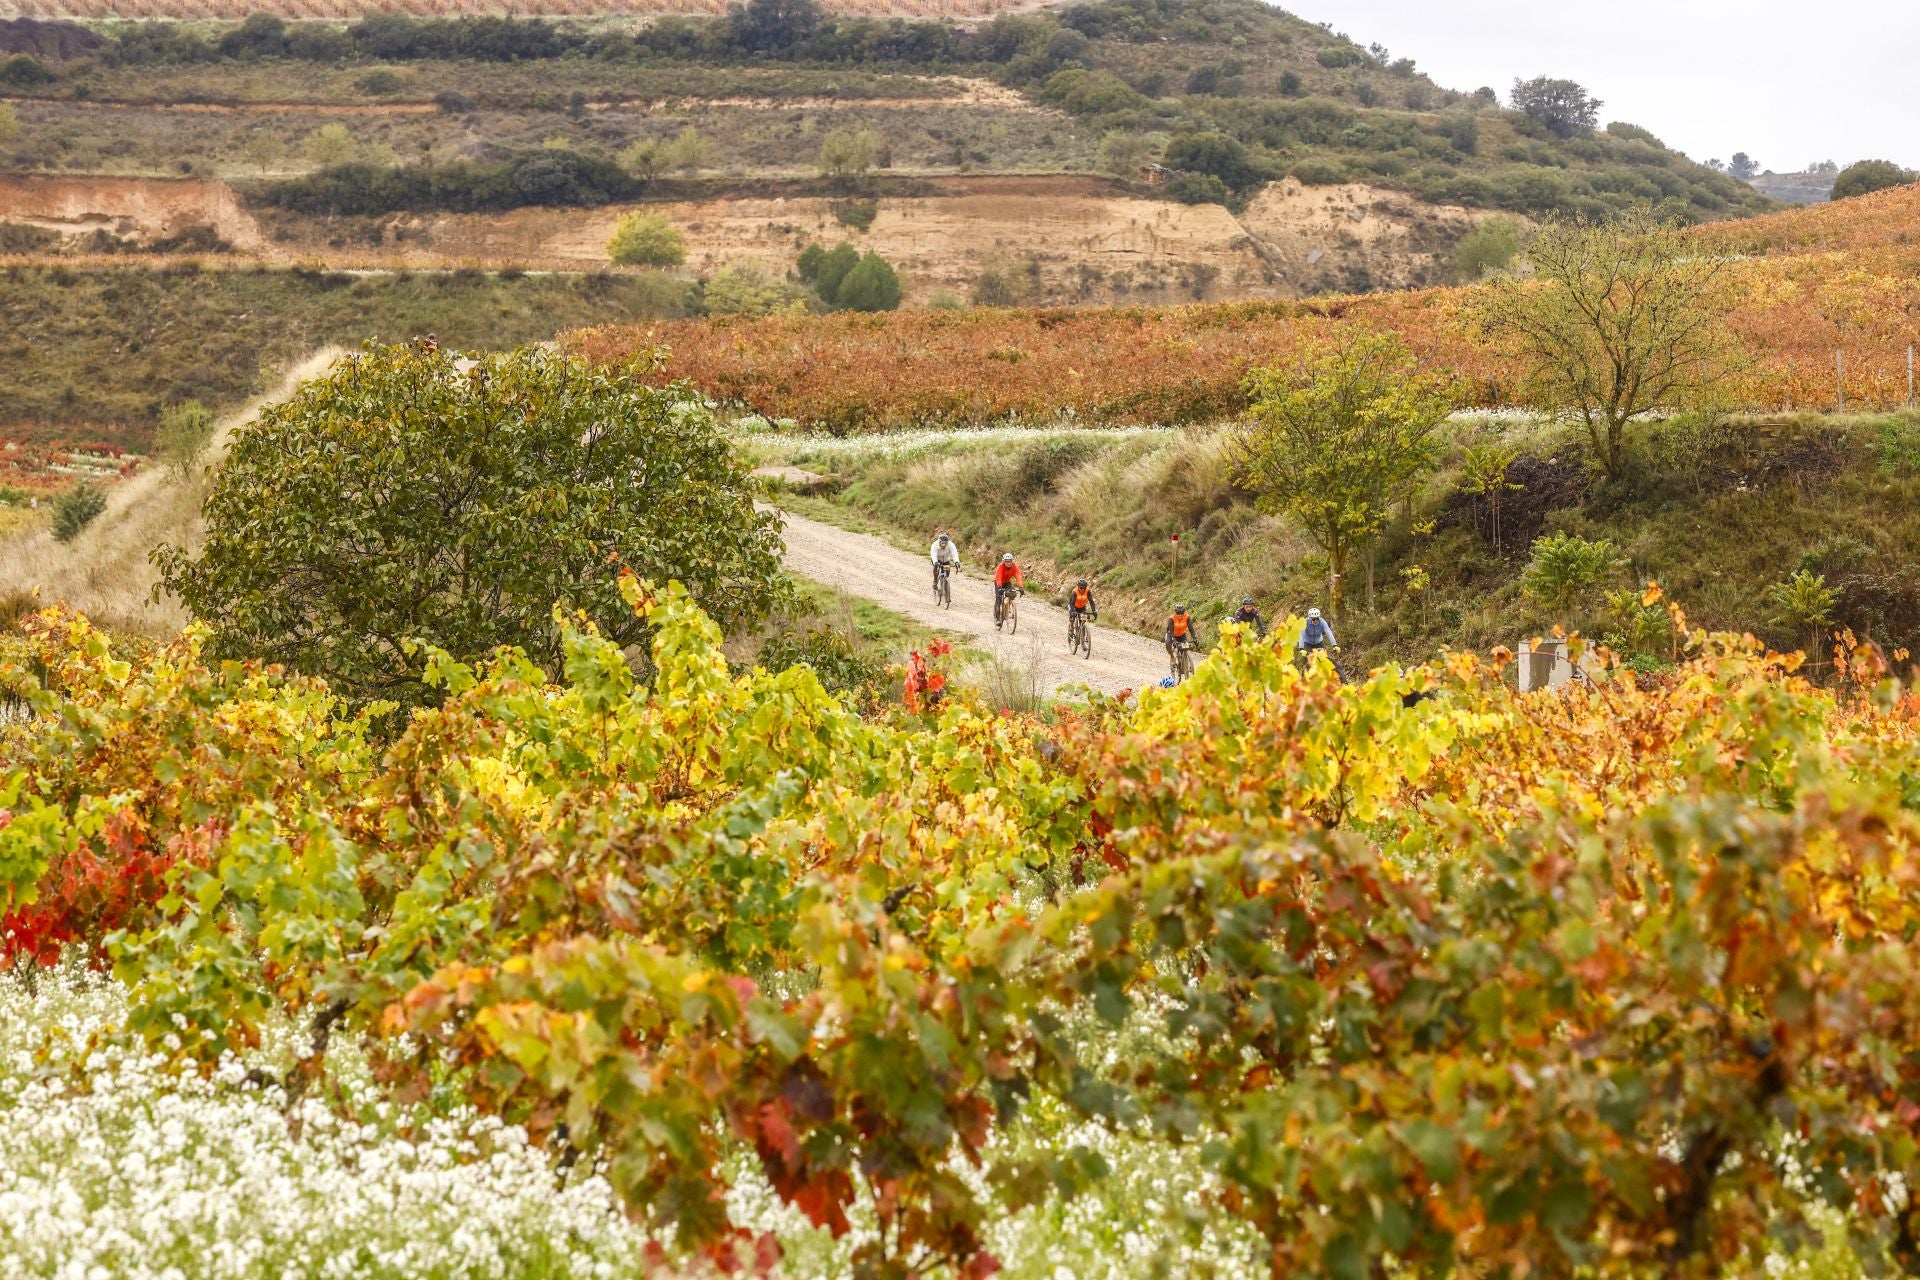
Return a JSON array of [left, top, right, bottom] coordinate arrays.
[[0, 0, 1767, 225]]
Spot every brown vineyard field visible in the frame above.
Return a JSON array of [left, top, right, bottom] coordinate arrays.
[[566, 183, 1920, 430]]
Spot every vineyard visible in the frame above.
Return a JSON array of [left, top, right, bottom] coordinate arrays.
[[6, 577, 1920, 1276], [567, 183, 1920, 430], [0, 0, 1036, 17]]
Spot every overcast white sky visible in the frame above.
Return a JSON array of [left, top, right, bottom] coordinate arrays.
[[1286, 1, 1919, 173]]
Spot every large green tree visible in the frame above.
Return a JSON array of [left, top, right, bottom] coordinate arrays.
[[156, 342, 785, 704], [1232, 330, 1453, 619], [1831, 158, 1912, 200], [1477, 206, 1742, 479]]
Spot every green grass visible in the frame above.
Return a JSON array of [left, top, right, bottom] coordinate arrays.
[[0, 263, 688, 445], [754, 413, 1920, 670]]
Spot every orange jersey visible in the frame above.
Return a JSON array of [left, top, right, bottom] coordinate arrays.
[[994, 562, 1023, 588], [1169, 614, 1190, 639]]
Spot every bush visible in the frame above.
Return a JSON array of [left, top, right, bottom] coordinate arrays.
[[1452, 215, 1525, 280], [0, 55, 55, 88], [831, 198, 878, 231], [1163, 130, 1260, 190], [51, 482, 107, 543], [817, 127, 880, 180], [1164, 172, 1230, 205], [1522, 532, 1624, 612], [356, 69, 403, 96], [606, 212, 686, 268], [1290, 158, 1349, 186], [703, 263, 808, 316], [154, 342, 785, 705], [155, 399, 216, 480], [1831, 159, 1912, 201], [796, 241, 861, 303], [757, 624, 884, 701], [835, 251, 903, 312], [1510, 76, 1602, 138]]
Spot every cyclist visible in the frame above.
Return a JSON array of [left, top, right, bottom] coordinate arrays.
[[1164, 605, 1198, 669], [929, 532, 961, 591], [1066, 578, 1098, 640], [993, 552, 1024, 626], [1300, 607, 1340, 670], [1229, 596, 1266, 638]]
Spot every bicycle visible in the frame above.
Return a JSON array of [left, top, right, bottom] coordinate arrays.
[[1068, 611, 1094, 659], [933, 561, 953, 609], [1169, 640, 1196, 683], [1298, 646, 1346, 683], [995, 586, 1021, 634]]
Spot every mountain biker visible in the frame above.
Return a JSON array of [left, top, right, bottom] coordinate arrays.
[[1164, 605, 1198, 665], [1300, 607, 1339, 661], [1229, 596, 1266, 638], [929, 532, 961, 590], [993, 553, 1024, 625], [1067, 578, 1098, 636]]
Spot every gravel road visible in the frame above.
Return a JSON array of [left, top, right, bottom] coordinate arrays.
[[773, 507, 1173, 698]]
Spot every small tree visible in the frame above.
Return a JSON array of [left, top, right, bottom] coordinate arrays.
[[796, 241, 860, 304], [1477, 206, 1742, 479], [1727, 152, 1759, 181], [1831, 159, 1911, 201], [619, 137, 666, 183], [607, 211, 686, 268], [817, 127, 880, 182], [665, 127, 713, 178], [51, 482, 107, 544], [1459, 442, 1523, 554], [1096, 130, 1154, 177], [703, 264, 808, 317], [155, 343, 786, 705], [1231, 330, 1454, 619], [835, 251, 902, 312], [242, 129, 287, 175], [1452, 215, 1523, 280], [1509, 76, 1601, 138], [304, 123, 355, 169], [156, 400, 217, 481], [1767, 568, 1838, 662]]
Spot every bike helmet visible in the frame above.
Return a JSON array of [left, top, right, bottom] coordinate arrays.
[[1241, 596, 1255, 607], [1307, 607, 1323, 619], [1174, 605, 1188, 614], [1077, 578, 1088, 587], [1002, 552, 1014, 563], [936, 532, 951, 542]]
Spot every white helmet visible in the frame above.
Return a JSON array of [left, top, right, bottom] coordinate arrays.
[[1307, 608, 1322, 619], [1001, 553, 1014, 563]]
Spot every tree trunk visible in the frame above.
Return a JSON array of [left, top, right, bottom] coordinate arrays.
[[1328, 541, 1346, 620], [1364, 541, 1376, 613]]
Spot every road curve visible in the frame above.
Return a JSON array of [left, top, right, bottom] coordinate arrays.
[[772, 507, 1173, 699]]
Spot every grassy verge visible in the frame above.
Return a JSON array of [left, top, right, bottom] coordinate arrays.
[[752, 413, 1920, 669], [0, 263, 688, 446]]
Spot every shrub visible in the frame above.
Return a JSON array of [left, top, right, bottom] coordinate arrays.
[[1163, 130, 1259, 189], [835, 252, 903, 313], [0, 55, 55, 88], [796, 241, 860, 303], [1831, 159, 1912, 201], [703, 263, 808, 316], [757, 624, 884, 701], [154, 342, 785, 705], [1522, 531, 1624, 612], [155, 399, 216, 480], [1290, 158, 1349, 186], [1452, 216, 1525, 280], [606, 212, 686, 268], [1095, 129, 1154, 177], [817, 127, 880, 181], [356, 69, 403, 96], [1768, 568, 1838, 655], [831, 198, 878, 231], [1165, 172, 1230, 205], [51, 482, 107, 543]]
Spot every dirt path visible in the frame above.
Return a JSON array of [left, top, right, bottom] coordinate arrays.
[[772, 507, 1172, 699]]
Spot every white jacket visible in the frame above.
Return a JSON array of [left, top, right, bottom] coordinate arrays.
[[930, 539, 961, 566]]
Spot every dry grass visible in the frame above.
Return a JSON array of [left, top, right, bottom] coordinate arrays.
[[969, 630, 1046, 713], [0, 348, 343, 637]]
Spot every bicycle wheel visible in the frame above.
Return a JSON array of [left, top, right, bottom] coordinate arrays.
[[1177, 647, 1194, 681], [1081, 622, 1093, 659], [939, 572, 951, 609], [1008, 596, 1019, 635]]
